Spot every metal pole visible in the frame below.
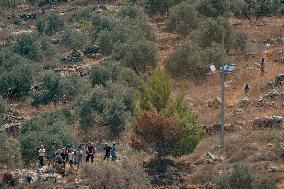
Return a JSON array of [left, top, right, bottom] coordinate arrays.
[[220, 28, 225, 148]]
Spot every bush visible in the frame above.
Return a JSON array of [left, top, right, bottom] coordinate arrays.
[[165, 40, 223, 80], [32, 71, 62, 106], [0, 96, 6, 117], [137, 70, 171, 112], [90, 64, 112, 86], [196, 0, 229, 17], [81, 160, 152, 189], [62, 29, 91, 51], [189, 18, 232, 50], [20, 110, 77, 165], [97, 30, 114, 55], [145, 0, 183, 15], [75, 95, 95, 128], [14, 34, 39, 60], [113, 39, 158, 73], [230, 32, 248, 54], [36, 11, 64, 35], [253, 174, 277, 189], [166, 2, 199, 35], [71, 7, 94, 23], [0, 133, 21, 168], [214, 163, 253, 189], [0, 63, 34, 98]]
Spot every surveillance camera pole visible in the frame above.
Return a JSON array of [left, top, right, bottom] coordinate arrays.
[[220, 28, 225, 148]]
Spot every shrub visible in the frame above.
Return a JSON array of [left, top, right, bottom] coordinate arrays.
[[97, 30, 114, 55], [62, 29, 91, 51], [90, 64, 112, 86], [253, 174, 277, 189], [81, 160, 152, 189], [14, 34, 39, 60], [166, 2, 199, 35], [137, 69, 171, 112], [189, 18, 232, 50], [0, 63, 34, 98], [0, 96, 6, 117], [71, 7, 94, 23], [75, 95, 95, 128], [113, 39, 158, 73], [32, 71, 62, 106], [196, 0, 229, 17], [20, 110, 77, 165], [145, 0, 183, 15], [165, 40, 223, 80], [214, 163, 253, 189], [36, 11, 64, 35], [135, 110, 180, 158], [230, 32, 248, 54], [0, 133, 21, 168]]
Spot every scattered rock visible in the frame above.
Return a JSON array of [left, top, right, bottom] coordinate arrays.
[[19, 12, 36, 20], [257, 91, 284, 107], [239, 97, 250, 108], [253, 116, 283, 129], [61, 51, 83, 64], [208, 97, 221, 108], [233, 109, 242, 116], [11, 166, 64, 184], [265, 43, 272, 49], [0, 122, 21, 136], [202, 123, 237, 135], [83, 45, 101, 58], [194, 152, 223, 165]]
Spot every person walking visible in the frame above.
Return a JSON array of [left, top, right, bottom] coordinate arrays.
[[244, 84, 251, 95], [68, 148, 75, 169], [86, 142, 95, 163], [50, 143, 56, 167], [103, 143, 112, 160], [111, 142, 117, 161], [38, 145, 46, 167], [260, 56, 265, 73]]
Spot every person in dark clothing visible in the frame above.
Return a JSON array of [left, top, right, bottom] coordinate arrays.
[[103, 143, 112, 160], [86, 142, 95, 163], [260, 57, 265, 73], [244, 84, 251, 95]]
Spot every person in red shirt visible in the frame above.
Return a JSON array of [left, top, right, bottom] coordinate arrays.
[[86, 142, 95, 163]]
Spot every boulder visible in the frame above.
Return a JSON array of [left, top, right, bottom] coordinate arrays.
[[257, 91, 284, 107], [239, 97, 250, 108], [61, 51, 83, 64], [275, 74, 284, 86], [0, 123, 21, 136], [194, 152, 223, 165], [253, 116, 283, 129], [208, 97, 221, 108], [202, 123, 236, 135], [76, 66, 90, 77]]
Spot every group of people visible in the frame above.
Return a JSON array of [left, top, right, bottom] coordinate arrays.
[[36, 142, 117, 172]]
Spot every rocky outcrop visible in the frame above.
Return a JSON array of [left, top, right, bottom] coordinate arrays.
[[253, 116, 283, 129], [275, 74, 284, 86], [202, 123, 237, 135], [239, 97, 250, 108], [257, 91, 284, 107], [61, 51, 83, 64], [194, 152, 223, 165], [208, 97, 221, 108]]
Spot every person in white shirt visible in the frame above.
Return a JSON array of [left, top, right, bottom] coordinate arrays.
[[38, 145, 46, 167], [68, 148, 75, 169]]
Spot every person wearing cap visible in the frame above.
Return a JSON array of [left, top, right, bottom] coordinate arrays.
[[111, 142, 117, 161], [103, 143, 112, 160], [38, 145, 46, 167]]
